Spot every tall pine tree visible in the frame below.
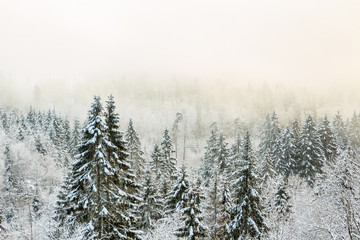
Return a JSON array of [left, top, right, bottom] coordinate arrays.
[[228, 131, 267, 239]]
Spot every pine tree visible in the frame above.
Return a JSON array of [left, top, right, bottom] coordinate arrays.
[[274, 179, 291, 218], [103, 94, 140, 239], [165, 166, 190, 215], [276, 126, 297, 178], [171, 112, 183, 159], [291, 119, 301, 174], [318, 116, 337, 162], [228, 131, 267, 239], [258, 112, 281, 178], [59, 96, 140, 239], [138, 171, 163, 231], [69, 119, 81, 155], [218, 178, 232, 239], [348, 112, 360, 153], [150, 144, 165, 181], [298, 115, 324, 186], [332, 111, 349, 152], [201, 122, 218, 186], [174, 189, 207, 240], [214, 133, 229, 174], [161, 129, 177, 179], [34, 134, 46, 156], [228, 133, 242, 176], [126, 119, 146, 181], [206, 171, 221, 239], [63, 118, 71, 152]]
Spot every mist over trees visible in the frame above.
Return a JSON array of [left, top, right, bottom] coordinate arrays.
[[0, 94, 360, 239]]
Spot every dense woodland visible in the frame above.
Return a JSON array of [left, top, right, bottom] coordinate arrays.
[[0, 95, 359, 239]]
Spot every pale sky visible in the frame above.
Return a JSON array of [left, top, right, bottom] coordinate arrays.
[[0, 0, 359, 85]]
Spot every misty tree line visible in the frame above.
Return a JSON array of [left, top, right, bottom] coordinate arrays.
[[0, 97, 359, 239]]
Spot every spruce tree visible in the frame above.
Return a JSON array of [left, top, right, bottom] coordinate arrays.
[[258, 112, 281, 178], [161, 129, 177, 179], [228, 133, 242, 176], [348, 112, 360, 153], [318, 116, 337, 162], [332, 111, 349, 152], [165, 166, 190, 215], [59, 96, 140, 239], [201, 122, 218, 186], [228, 131, 267, 239], [69, 119, 81, 155], [276, 126, 297, 178], [171, 112, 183, 159], [213, 133, 229, 174], [138, 171, 163, 232], [150, 144, 165, 181], [298, 115, 324, 186], [174, 189, 207, 240], [103, 94, 140, 239], [126, 119, 146, 181]]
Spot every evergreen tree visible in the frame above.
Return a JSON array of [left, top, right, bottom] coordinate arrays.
[[69, 119, 81, 155], [165, 166, 190, 215], [161, 129, 177, 178], [103, 94, 140, 239], [34, 134, 46, 156], [201, 122, 218, 186], [348, 112, 360, 153], [218, 179, 232, 240], [171, 112, 183, 159], [318, 116, 337, 162], [274, 179, 291, 218], [258, 112, 281, 178], [276, 126, 297, 178], [138, 172, 163, 232], [126, 119, 146, 181], [298, 115, 324, 186], [150, 144, 165, 181], [174, 189, 207, 240], [332, 111, 349, 152], [59, 96, 140, 239], [228, 133, 242, 176], [206, 171, 221, 239], [214, 133, 229, 174], [228, 131, 267, 239]]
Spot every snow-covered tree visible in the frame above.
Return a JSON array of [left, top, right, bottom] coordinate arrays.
[[298, 115, 324, 186], [317, 116, 337, 162], [228, 132, 242, 176], [138, 171, 163, 232], [258, 112, 281, 178], [348, 112, 360, 153], [228, 131, 267, 239], [150, 144, 164, 181], [276, 126, 297, 178], [58, 96, 140, 239], [332, 111, 349, 152], [165, 166, 190, 215], [174, 189, 207, 240], [69, 118, 81, 155], [126, 119, 146, 181], [171, 112, 183, 159], [161, 129, 177, 179], [213, 133, 229, 174], [201, 122, 218, 186]]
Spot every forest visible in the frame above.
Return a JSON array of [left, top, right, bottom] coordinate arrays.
[[0, 93, 359, 240]]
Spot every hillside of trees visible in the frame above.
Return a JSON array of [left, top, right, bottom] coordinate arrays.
[[0, 95, 359, 239]]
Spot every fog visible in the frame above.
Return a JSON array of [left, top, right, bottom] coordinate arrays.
[[0, 0, 359, 129]]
